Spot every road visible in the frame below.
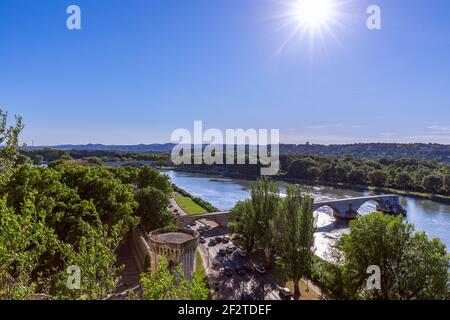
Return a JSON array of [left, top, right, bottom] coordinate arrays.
[[169, 196, 186, 216], [188, 221, 284, 300]]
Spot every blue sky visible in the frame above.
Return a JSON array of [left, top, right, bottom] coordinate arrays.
[[0, 0, 449, 145]]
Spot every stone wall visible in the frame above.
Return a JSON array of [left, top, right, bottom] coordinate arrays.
[[129, 227, 151, 272]]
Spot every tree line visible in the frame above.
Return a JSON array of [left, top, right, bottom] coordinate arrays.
[[19, 148, 171, 165], [281, 154, 450, 196]]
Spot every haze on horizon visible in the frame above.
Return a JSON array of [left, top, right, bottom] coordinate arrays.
[[0, 0, 449, 146]]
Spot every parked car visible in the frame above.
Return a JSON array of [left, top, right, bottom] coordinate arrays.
[[174, 209, 179, 213], [226, 246, 235, 254], [240, 293, 256, 300], [243, 263, 254, 273], [224, 267, 233, 277], [254, 265, 266, 274], [235, 265, 245, 275], [215, 236, 223, 243], [208, 239, 217, 246], [219, 249, 227, 257], [238, 250, 248, 258], [222, 236, 230, 243], [279, 288, 294, 300], [200, 236, 206, 244]]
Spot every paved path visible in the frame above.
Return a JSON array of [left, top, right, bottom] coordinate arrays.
[[169, 194, 188, 216]]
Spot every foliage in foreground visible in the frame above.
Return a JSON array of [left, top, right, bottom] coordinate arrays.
[[336, 212, 449, 300], [1, 110, 175, 300], [140, 257, 209, 300]]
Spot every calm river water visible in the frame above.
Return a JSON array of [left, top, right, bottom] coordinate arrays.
[[164, 170, 450, 260]]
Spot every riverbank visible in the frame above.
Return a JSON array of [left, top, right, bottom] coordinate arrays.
[[171, 184, 220, 216], [162, 166, 450, 205]]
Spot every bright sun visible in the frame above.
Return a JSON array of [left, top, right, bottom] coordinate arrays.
[[293, 0, 334, 30], [275, 0, 340, 53]]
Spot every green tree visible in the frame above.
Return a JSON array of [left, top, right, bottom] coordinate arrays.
[[287, 158, 316, 180], [31, 155, 44, 166], [140, 257, 208, 300], [1, 163, 142, 299], [58, 165, 139, 238], [347, 167, 366, 185], [228, 199, 257, 252], [15, 154, 31, 166], [335, 163, 351, 182], [395, 172, 412, 190], [250, 178, 280, 268], [422, 175, 443, 194], [59, 153, 73, 161], [444, 174, 450, 193], [339, 212, 449, 300], [276, 185, 315, 299], [0, 109, 24, 187], [54, 219, 122, 300], [0, 195, 58, 299], [368, 170, 387, 187], [134, 187, 173, 232], [137, 165, 172, 194]]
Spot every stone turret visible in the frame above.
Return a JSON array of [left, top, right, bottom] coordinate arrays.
[[148, 228, 199, 280]]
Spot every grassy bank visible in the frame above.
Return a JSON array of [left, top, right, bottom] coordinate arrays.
[[195, 250, 206, 275], [195, 249, 211, 299], [174, 192, 207, 215], [172, 185, 219, 213]]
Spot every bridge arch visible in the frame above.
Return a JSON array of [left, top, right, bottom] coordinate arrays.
[[312, 204, 341, 217], [353, 199, 383, 214], [178, 212, 230, 228]]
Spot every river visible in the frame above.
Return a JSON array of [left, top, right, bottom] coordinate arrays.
[[163, 170, 450, 260]]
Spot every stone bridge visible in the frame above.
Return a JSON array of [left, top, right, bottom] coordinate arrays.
[[312, 194, 405, 219], [176, 195, 405, 227], [177, 211, 230, 228]]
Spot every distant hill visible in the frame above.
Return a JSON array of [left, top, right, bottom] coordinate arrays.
[[31, 143, 450, 162], [280, 143, 450, 163], [33, 143, 176, 152]]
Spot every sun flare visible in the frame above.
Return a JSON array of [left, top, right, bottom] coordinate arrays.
[[293, 0, 333, 30], [274, 0, 341, 53]]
